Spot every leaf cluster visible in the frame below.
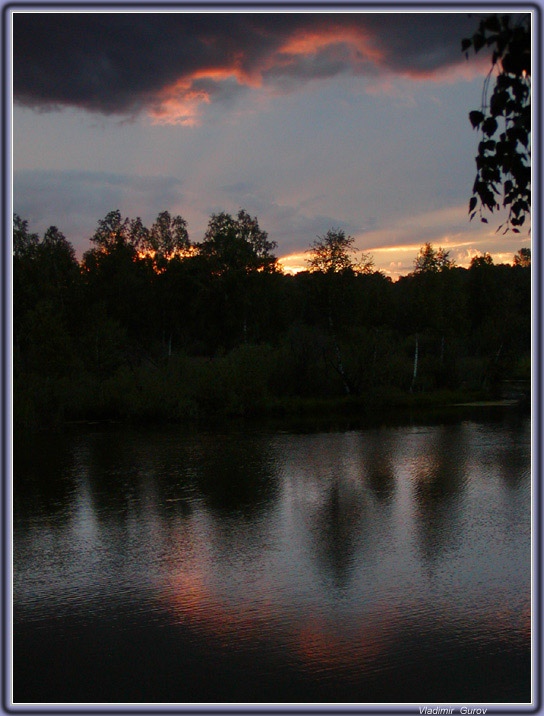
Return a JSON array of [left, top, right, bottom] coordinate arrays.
[[464, 14, 531, 233]]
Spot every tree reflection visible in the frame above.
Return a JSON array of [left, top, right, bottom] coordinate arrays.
[[79, 428, 197, 523], [191, 432, 279, 517], [494, 415, 531, 491], [310, 475, 366, 590], [14, 430, 77, 530], [359, 429, 397, 504], [293, 431, 400, 591], [411, 425, 468, 563], [291, 434, 368, 591]]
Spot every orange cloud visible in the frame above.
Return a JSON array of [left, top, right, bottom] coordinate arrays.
[[192, 62, 263, 89], [365, 53, 489, 97], [278, 24, 384, 64], [147, 21, 483, 125], [149, 60, 260, 125], [150, 26, 383, 124], [16, 13, 491, 118], [150, 78, 211, 126]]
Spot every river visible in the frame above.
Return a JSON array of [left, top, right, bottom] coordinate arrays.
[[13, 411, 531, 704]]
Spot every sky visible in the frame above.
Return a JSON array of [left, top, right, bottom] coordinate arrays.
[[12, 10, 531, 278]]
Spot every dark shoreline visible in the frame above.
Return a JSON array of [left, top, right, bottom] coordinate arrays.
[[17, 385, 530, 438]]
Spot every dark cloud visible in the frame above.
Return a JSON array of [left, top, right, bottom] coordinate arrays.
[[13, 13, 485, 120], [363, 14, 482, 73], [14, 170, 183, 252], [263, 41, 376, 93]]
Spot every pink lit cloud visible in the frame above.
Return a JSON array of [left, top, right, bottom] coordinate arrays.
[[14, 13, 493, 123]]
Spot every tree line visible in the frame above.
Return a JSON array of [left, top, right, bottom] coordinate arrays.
[[14, 209, 531, 427]]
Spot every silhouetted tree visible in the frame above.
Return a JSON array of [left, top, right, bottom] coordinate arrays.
[[198, 210, 277, 274], [194, 210, 278, 347], [12, 210, 531, 426], [307, 229, 373, 274], [403, 244, 459, 391], [128, 216, 150, 252], [144, 211, 190, 263], [414, 243, 454, 273], [13, 219, 80, 387], [306, 230, 374, 394], [464, 14, 531, 232], [13, 214, 39, 258], [470, 252, 494, 268], [89, 210, 134, 252], [513, 247, 531, 266], [467, 252, 507, 387], [38, 226, 78, 313], [82, 212, 155, 353]]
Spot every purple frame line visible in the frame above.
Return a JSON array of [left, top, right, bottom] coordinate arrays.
[[1, 3, 541, 714]]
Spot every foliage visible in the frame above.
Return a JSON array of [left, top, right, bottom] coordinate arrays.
[[470, 252, 494, 268], [414, 243, 454, 272], [463, 14, 531, 232], [89, 210, 133, 252], [198, 210, 277, 274], [513, 247, 531, 266], [13, 214, 531, 427], [142, 211, 190, 261], [307, 229, 373, 274], [13, 214, 39, 258]]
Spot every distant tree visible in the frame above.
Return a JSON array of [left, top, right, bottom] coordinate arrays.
[[235, 209, 278, 266], [42, 225, 73, 252], [198, 210, 277, 273], [13, 214, 39, 258], [90, 210, 133, 252], [83, 211, 157, 347], [307, 229, 373, 274], [467, 250, 511, 388], [464, 14, 531, 232], [39, 226, 78, 298], [138, 212, 190, 354], [355, 254, 375, 274], [195, 210, 277, 347], [146, 211, 190, 260], [306, 230, 374, 395], [128, 216, 150, 252], [13, 219, 79, 381], [470, 252, 494, 268], [513, 247, 531, 266], [406, 244, 458, 392], [14, 218, 77, 284], [414, 243, 454, 273], [308, 230, 355, 273]]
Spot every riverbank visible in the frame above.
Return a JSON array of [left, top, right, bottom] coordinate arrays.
[[15, 373, 530, 432]]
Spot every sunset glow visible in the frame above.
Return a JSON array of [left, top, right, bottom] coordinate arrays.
[[12, 11, 533, 708], [278, 242, 523, 281], [13, 12, 531, 273]]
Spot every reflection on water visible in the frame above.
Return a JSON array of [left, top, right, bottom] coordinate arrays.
[[13, 415, 531, 704]]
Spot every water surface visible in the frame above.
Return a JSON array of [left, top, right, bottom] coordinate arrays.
[[14, 413, 531, 704]]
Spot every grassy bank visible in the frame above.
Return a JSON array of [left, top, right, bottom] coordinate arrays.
[[15, 354, 526, 431]]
